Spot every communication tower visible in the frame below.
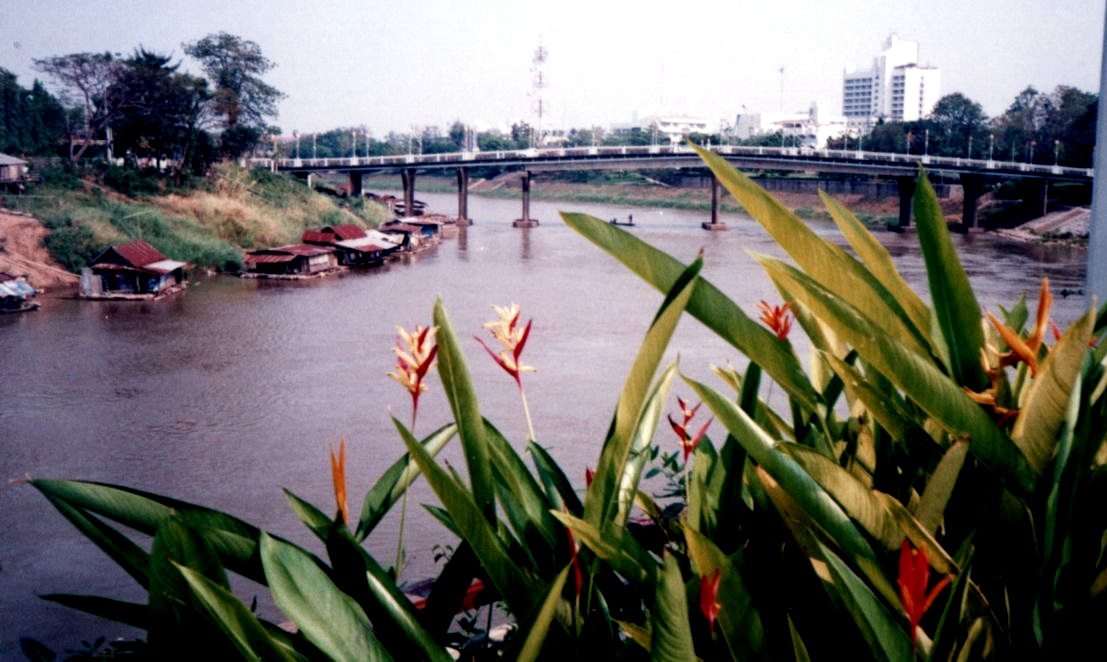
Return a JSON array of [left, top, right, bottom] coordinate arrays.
[[530, 44, 548, 147]]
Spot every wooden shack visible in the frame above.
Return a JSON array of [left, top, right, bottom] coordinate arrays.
[[243, 244, 338, 278], [80, 240, 190, 299], [301, 224, 399, 267]]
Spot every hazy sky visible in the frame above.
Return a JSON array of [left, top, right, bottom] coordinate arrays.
[[2, 0, 1104, 136]]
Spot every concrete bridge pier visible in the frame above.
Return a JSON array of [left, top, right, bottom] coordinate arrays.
[[401, 170, 416, 217], [1026, 180, 1049, 219], [891, 176, 917, 231], [349, 171, 363, 198], [959, 174, 987, 230], [457, 169, 472, 226], [701, 174, 728, 230], [513, 171, 539, 227]]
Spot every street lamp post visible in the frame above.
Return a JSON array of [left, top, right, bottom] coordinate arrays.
[[924, 128, 929, 157], [1027, 140, 1036, 163], [967, 135, 973, 159], [366, 131, 371, 158], [1054, 139, 1061, 166], [293, 131, 299, 159], [351, 131, 357, 159], [312, 133, 317, 159], [989, 134, 994, 161]]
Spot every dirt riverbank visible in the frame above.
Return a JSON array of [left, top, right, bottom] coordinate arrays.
[[0, 209, 79, 293]]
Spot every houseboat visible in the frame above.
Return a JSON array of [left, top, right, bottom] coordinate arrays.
[[301, 224, 397, 267], [242, 244, 339, 279], [0, 272, 39, 313], [80, 240, 190, 300]]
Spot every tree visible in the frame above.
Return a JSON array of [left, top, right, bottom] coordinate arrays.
[[33, 52, 123, 161], [929, 92, 988, 157], [0, 69, 69, 155], [183, 32, 284, 158]]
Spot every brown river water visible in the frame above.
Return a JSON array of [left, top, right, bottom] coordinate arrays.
[[0, 190, 1089, 656]]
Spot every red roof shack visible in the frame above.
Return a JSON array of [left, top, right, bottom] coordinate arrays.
[[80, 240, 191, 299], [243, 244, 338, 277]]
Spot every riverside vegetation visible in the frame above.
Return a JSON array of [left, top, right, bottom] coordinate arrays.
[[6, 162, 390, 275], [20, 148, 1107, 661]]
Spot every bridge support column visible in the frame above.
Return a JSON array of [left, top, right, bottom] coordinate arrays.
[[890, 176, 916, 231], [401, 170, 416, 217], [1026, 180, 1049, 219], [349, 171, 363, 198], [701, 174, 728, 230], [457, 169, 471, 226], [959, 174, 986, 231], [513, 171, 539, 227]]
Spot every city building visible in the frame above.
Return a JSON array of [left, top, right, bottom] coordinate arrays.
[[842, 34, 940, 129], [610, 114, 716, 144], [734, 101, 848, 149]]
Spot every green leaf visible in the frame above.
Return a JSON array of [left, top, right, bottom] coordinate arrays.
[[650, 552, 696, 662], [398, 418, 538, 613], [39, 594, 148, 629], [176, 563, 306, 662], [756, 255, 1036, 494], [516, 564, 571, 662], [484, 419, 560, 553], [695, 145, 935, 362], [585, 257, 698, 529], [355, 423, 457, 541], [560, 211, 821, 413], [916, 440, 969, 536], [1012, 306, 1096, 473], [819, 542, 915, 662], [433, 297, 494, 517], [283, 489, 332, 540], [260, 533, 390, 661], [913, 170, 989, 391], [551, 511, 655, 589], [528, 440, 585, 515], [616, 361, 678, 527]]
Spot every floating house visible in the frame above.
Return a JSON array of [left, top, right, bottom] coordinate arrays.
[[301, 224, 395, 267], [243, 244, 339, 278], [80, 240, 190, 299], [0, 272, 38, 313], [0, 154, 29, 191]]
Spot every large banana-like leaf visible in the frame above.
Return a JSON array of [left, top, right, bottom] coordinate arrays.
[[355, 422, 457, 541], [650, 553, 696, 662], [260, 533, 391, 662], [819, 189, 931, 335], [1012, 306, 1096, 473], [560, 211, 821, 413], [433, 297, 494, 517], [684, 375, 880, 564], [176, 563, 307, 662], [756, 255, 1037, 494], [516, 564, 571, 662], [584, 257, 698, 529], [694, 145, 934, 361], [484, 420, 560, 553], [616, 361, 678, 527], [551, 511, 655, 589], [398, 417, 539, 613], [38, 594, 148, 629], [528, 440, 584, 515], [912, 171, 989, 392], [780, 445, 903, 551], [915, 440, 969, 536]]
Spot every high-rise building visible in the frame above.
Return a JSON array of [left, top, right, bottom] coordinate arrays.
[[842, 34, 940, 129]]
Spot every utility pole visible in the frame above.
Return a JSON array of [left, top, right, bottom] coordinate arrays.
[[1087, 3, 1107, 305], [531, 44, 548, 148]]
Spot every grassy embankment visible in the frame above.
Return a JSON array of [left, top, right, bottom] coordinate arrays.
[[360, 172, 903, 226], [8, 164, 390, 273]]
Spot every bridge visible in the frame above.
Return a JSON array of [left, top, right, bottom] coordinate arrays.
[[252, 144, 1095, 230]]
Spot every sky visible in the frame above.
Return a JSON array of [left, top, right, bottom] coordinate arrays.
[[2, 0, 1104, 137]]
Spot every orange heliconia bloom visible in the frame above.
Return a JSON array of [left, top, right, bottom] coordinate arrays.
[[477, 303, 535, 387], [985, 278, 1052, 377], [757, 300, 794, 340], [700, 569, 722, 635], [898, 541, 951, 646], [387, 325, 438, 426], [330, 438, 348, 525]]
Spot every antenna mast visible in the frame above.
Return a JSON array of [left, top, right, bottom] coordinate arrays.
[[531, 44, 548, 148]]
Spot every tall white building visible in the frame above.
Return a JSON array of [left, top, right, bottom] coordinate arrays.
[[843, 34, 940, 128]]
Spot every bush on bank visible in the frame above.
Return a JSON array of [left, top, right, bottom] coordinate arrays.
[[22, 148, 1107, 660], [8, 163, 389, 274]]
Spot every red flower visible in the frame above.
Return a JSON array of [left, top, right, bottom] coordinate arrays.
[[329, 438, 348, 525], [757, 300, 794, 340], [669, 397, 713, 463], [476, 303, 535, 387], [584, 467, 595, 488], [387, 325, 438, 427], [565, 509, 583, 602], [700, 569, 722, 635], [898, 541, 951, 645]]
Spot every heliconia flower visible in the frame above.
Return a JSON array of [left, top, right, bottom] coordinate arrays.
[[985, 278, 1052, 377], [898, 540, 951, 646], [585, 467, 595, 488], [669, 396, 713, 463], [476, 303, 535, 387], [700, 569, 722, 635], [757, 300, 794, 340], [330, 438, 348, 525], [565, 508, 583, 602], [387, 325, 438, 426]]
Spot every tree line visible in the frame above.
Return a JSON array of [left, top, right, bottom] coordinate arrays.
[[0, 32, 283, 177]]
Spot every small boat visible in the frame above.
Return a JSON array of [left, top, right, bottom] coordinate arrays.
[[609, 216, 636, 227]]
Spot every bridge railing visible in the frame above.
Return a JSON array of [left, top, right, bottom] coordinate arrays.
[[252, 144, 1093, 179]]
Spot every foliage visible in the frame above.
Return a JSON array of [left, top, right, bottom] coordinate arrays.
[[0, 68, 70, 156], [32, 52, 123, 162], [24, 149, 1107, 660]]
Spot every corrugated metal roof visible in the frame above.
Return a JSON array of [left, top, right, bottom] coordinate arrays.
[[301, 230, 330, 244], [335, 237, 384, 251], [324, 224, 367, 240], [245, 254, 296, 264], [248, 244, 333, 257], [144, 259, 188, 274], [0, 153, 27, 165], [112, 240, 167, 268]]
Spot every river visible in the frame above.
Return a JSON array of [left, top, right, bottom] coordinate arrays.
[[0, 189, 1089, 657]]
